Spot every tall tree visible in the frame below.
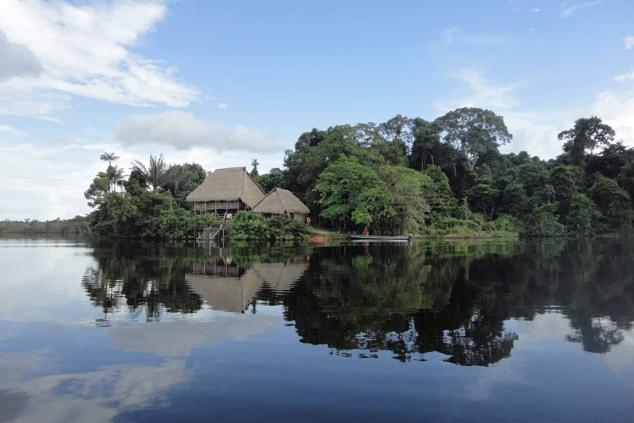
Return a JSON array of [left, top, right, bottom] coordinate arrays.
[[250, 159, 259, 178], [100, 152, 119, 167], [558, 116, 615, 165], [434, 107, 512, 171]]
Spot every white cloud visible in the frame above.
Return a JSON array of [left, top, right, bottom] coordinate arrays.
[[0, 141, 135, 220], [437, 68, 576, 158], [0, 0, 198, 119], [531, 8, 542, 13], [625, 35, 634, 50], [0, 124, 23, 135], [559, 1, 602, 19], [438, 67, 634, 158], [615, 71, 634, 82], [0, 31, 41, 81], [592, 89, 634, 144], [115, 111, 282, 153], [442, 68, 520, 110]]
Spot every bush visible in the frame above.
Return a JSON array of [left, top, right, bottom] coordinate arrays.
[[521, 205, 565, 237], [229, 211, 308, 244]]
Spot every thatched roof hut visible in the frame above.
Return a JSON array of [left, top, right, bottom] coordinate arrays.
[[253, 188, 310, 220], [186, 167, 265, 215]]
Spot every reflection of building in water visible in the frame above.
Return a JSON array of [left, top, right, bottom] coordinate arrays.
[[252, 262, 309, 292], [186, 261, 308, 313]]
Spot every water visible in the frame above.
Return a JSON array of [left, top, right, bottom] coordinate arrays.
[[1, 237, 633, 422]]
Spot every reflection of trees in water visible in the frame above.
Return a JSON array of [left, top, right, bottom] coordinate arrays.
[[81, 239, 634, 361], [82, 242, 208, 321], [82, 241, 309, 321], [284, 243, 521, 365], [284, 240, 634, 364]]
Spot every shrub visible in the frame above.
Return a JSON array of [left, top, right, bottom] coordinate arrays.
[[229, 211, 308, 244]]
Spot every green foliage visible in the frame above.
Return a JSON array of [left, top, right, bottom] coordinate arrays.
[[521, 205, 566, 237], [257, 168, 286, 192], [161, 163, 206, 205], [132, 154, 168, 192], [434, 107, 512, 171], [566, 193, 599, 236], [84, 175, 110, 207], [89, 190, 218, 239], [229, 211, 308, 244], [589, 175, 633, 232], [89, 192, 139, 237], [558, 116, 616, 165], [155, 205, 217, 239]]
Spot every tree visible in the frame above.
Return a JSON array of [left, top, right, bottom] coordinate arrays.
[[467, 181, 499, 219], [132, 154, 167, 192], [250, 159, 259, 178], [551, 165, 583, 221], [588, 175, 632, 231], [161, 163, 206, 204], [566, 193, 599, 236], [100, 152, 119, 167], [558, 117, 615, 165], [409, 119, 442, 170], [314, 156, 394, 232], [379, 166, 431, 233], [257, 168, 286, 192], [434, 107, 512, 171], [84, 175, 110, 207], [105, 165, 126, 193], [378, 114, 414, 156]]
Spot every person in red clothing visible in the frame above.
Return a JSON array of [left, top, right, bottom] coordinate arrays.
[[362, 226, 369, 236]]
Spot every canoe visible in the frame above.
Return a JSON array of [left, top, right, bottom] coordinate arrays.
[[350, 234, 412, 242]]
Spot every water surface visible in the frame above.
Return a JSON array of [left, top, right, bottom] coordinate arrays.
[[1, 237, 633, 422]]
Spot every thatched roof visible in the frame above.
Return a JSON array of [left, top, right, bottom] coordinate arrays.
[[185, 167, 264, 208], [253, 188, 310, 215]]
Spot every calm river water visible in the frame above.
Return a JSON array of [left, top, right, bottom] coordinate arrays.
[[0, 237, 633, 422]]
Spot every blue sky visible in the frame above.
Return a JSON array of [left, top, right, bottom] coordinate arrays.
[[0, 0, 633, 219]]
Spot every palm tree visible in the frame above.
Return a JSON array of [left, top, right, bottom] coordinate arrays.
[[131, 154, 167, 192], [106, 165, 126, 192], [100, 152, 120, 167]]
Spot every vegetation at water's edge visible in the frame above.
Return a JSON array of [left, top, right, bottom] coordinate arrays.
[[228, 211, 309, 244], [81, 108, 634, 240], [0, 216, 89, 235]]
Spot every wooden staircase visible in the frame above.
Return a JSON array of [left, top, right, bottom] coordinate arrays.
[[197, 211, 228, 243]]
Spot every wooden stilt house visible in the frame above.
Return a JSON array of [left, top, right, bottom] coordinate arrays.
[[186, 167, 265, 217]]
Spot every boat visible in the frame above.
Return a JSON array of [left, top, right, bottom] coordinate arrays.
[[350, 234, 412, 242]]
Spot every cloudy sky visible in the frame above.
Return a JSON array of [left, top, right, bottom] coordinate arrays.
[[0, 0, 633, 220]]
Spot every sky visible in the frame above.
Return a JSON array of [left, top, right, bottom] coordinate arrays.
[[0, 0, 633, 220]]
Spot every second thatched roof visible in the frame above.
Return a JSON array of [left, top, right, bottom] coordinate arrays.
[[185, 167, 265, 208], [253, 188, 310, 215]]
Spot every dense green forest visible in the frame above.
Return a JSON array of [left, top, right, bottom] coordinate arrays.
[[258, 108, 634, 237], [73, 107, 634, 239]]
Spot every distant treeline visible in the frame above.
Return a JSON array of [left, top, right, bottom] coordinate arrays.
[[0, 216, 89, 235]]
